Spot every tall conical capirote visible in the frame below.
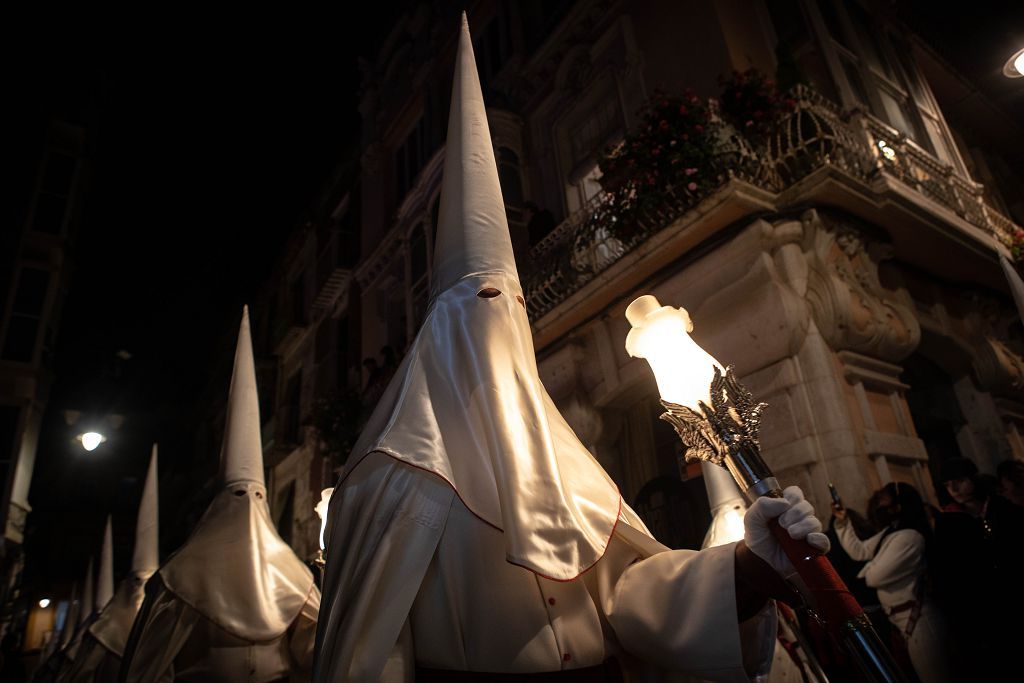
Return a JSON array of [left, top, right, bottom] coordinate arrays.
[[430, 11, 518, 299], [131, 444, 159, 575], [220, 306, 265, 488], [59, 581, 80, 647], [97, 515, 114, 609], [80, 557, 94, 624], [700, 461, 748, 548]]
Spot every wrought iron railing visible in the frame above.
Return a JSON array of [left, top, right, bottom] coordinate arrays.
[[522, 85, 1019, 320]]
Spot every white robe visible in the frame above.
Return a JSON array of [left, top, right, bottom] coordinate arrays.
[[119, 574, 320, 683], [315, 452, 777, 682], [835, 525, 951, 683]]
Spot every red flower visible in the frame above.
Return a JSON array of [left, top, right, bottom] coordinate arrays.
[[658, 119, 669, 130], [687, 182, 698, 191], [694, 124, 704, 133], [679, 104, 688, 115]]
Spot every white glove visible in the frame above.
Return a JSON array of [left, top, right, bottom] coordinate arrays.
[[743, 485, 830, 576]]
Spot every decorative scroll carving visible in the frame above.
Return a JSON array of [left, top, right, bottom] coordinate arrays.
[[802, 210, 920, 362]]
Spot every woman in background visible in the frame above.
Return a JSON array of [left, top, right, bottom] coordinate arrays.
[[834, 482, 951, 683]]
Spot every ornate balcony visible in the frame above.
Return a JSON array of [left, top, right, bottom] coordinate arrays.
[[523, 85, 1019, 333]]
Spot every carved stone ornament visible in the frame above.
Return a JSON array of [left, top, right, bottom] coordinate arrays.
[[801, 210, 920, 361]]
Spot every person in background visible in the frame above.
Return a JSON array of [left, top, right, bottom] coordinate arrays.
[[933, 457, 1024, 679], [523, 200, 556, 246], [996, 459, 1024, 507], [834, 482, 951, 683]]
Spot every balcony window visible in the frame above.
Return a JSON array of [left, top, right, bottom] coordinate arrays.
[[395, 116, 430, 202], [32, 152, 77, 235], [2, 267, 51, 362], [498, 147, 525, 225], [283, 372, 302, 445], [290, 276, 307, 327], [807, 0, 964, 171]]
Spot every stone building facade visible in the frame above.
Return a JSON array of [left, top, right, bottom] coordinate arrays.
[[253, 0, 1024, 557]]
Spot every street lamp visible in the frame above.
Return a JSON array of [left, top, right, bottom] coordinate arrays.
[[1003, 47, 1024, 78], [625, 294, 907, 683], [38, 598, 51, 609], [77, 432, 106, 452]]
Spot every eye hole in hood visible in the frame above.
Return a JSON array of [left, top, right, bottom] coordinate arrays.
[[477, 287, 502, 298]]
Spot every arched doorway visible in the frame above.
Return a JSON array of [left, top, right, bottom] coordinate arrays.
[[903, 351, 967, 506]]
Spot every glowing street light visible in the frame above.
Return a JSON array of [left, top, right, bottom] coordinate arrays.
[[625, 294, 907, 682], [38, 598, 51, 609], [78, 432, 106, 452], [1003, 48, 1024, 78]]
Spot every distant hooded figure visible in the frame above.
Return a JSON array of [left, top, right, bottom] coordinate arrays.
[[119, 308, 320, 682], [63, 447, 159, 682], [52, 528, 109, 682], [313, 14, 829, 682]]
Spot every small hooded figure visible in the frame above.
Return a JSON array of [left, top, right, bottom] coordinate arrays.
[[119, 308, 320, 682], [63, 447, 159, 682]]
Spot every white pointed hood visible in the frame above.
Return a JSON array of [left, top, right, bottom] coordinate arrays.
[[131, 445, 160, 576], [334, 14, 622, 581], [700, 462, 748, 549], [220, 305, 265, 488], [97, 516, 114, 610], [80, 557, 94, 624], [89, 446, 161, 656], [158, 307, 317, 641], [59, 582, 80, 648]]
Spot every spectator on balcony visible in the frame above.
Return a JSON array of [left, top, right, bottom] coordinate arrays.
[[380, 345, 397, 374], [361, 357, 384, 405], [524, 200, 556, 247]]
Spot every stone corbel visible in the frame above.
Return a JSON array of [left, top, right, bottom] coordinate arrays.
[[539, 341, 604, 449], [800, 210, 920, 362], [973, 336, 1024, 396], [959, 293, 1024, 398]]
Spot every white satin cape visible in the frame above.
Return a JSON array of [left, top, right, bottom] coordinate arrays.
[[343, 271, 621, 581], [157, 482, 316, 642], [315, 452, 776, 682]]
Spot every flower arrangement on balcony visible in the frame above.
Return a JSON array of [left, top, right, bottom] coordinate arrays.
[[717, 69, 796, 144], [1010, 227, 1024, 264], [598, 90, 715, 242]]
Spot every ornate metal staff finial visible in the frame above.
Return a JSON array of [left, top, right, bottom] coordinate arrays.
[[659, 365, 767, 465]]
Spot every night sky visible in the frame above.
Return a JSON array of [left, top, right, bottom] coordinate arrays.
[[12, 9, 396, 596]]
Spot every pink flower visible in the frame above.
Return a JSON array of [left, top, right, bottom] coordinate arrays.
[[685, 167, 697, 175], [694, 124, 704, 133], [679, 104, 688, 115], [670, 140, 677, 146], [687, 182, 698, 191], [745, 120, 754, 127]]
